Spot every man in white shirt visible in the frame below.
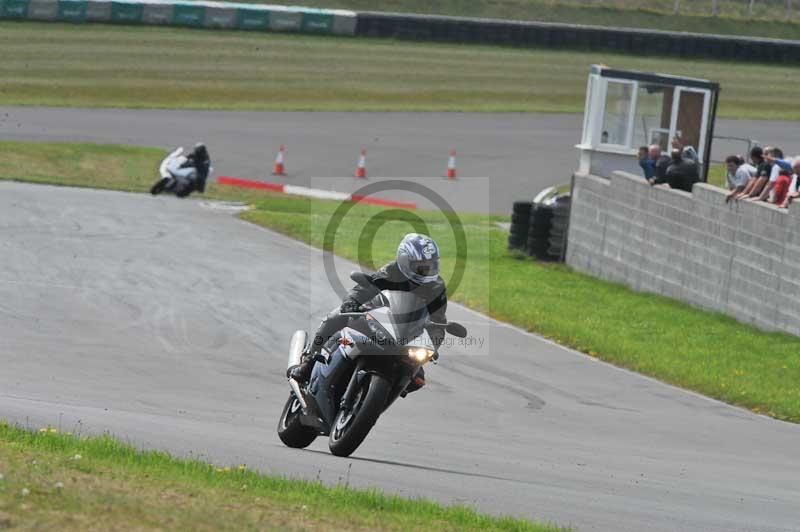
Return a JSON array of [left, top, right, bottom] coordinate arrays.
[[733, 146, 766, 200], [725, 155, 757, 203]]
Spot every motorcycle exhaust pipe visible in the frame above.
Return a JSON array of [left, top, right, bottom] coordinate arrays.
[[287, 330, 307, 370], [287, 330, 309, 410], [288, 378, 308, 411]]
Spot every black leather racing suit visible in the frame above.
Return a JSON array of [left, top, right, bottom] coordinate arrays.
[[174, 154, 210, 197], [309, 261, 448, 358]]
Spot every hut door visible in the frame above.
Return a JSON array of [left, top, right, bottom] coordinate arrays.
[[669, 87, 710, 162]]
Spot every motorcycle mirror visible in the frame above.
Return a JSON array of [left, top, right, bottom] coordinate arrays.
[[445, 321, 468, 338], [349, 271, 373, 286]]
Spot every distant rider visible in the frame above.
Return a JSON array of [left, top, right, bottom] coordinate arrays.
[[150, 143, 211, 197], [288, 233, 448, 393]]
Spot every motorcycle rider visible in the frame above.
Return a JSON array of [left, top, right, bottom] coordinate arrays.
[[288, 233, 447, 393], [150, 143, 211, 197]]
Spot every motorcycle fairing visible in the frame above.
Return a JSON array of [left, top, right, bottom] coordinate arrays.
[[159, 147, 187, 179], [298, 290, 436, 435], [367, 290, 434, 349]]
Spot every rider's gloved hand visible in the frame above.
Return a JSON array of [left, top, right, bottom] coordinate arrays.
[[340, 298, 361, 314]]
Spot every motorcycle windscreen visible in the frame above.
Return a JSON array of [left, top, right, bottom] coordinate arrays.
[[382, 290, 429, 346]]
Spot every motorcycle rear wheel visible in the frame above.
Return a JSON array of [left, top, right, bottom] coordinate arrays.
[[277, 393, 318, 448], [328, 374, 391, 457]]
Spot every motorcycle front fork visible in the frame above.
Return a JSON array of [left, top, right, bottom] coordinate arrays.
[[339, 358, 366, 411]]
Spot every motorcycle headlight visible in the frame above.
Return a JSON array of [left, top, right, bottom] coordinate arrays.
[[407, 347, 434, 363]]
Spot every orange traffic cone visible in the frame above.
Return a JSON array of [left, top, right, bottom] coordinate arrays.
[[446, 149, 457, 180], [355, 149, 367, 179], [272, 145, 287, 176]]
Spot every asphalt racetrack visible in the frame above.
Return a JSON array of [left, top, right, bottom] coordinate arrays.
[[1, 182, 798, 532], [2, 106, 798, 213]]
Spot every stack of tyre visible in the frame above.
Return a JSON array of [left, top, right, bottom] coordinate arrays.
[[546, 196, 571, 261], [507, 186, 571, 262], [508, 201, 532, 251], [527, 202, 553, 260]]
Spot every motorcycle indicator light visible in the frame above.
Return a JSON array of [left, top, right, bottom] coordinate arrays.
[[366, 317, 388, 342]]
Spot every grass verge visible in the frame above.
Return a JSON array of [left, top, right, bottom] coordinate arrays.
[[0, 422, 563, 531], [1, 22, 799, 119], [2, 139, 798, 423], [0, 142, 160, 193]]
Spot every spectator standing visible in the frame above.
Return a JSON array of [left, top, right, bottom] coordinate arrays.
[[682, 145, 699, 164], [758, 147, 792, 202], [780, 158, 800, 209], [739, 146, 773, 200], [771, 168, 793, 206], [725, 155, 757, 203], [638, 146, 654, 180], [655, 148, 699, 192], [646, 144, 672, 185], [733, 146, 764, 200]]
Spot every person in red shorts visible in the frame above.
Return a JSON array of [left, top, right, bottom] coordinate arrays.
[[780, 158, 800, 209], [770, 168, 793, 206]]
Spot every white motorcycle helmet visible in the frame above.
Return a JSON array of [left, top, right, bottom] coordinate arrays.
[[396, 233, 440, 285]]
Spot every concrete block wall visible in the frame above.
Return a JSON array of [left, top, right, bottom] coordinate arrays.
[[567, 171, 800, 336]]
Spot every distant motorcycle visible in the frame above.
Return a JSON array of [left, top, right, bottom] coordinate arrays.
[[150, 145, 211, 198], [277, 271, 468, 457]]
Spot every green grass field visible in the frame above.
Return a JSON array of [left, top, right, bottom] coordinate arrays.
[[214, 0, 800, 40], [0, 142, 160, 192], [1, 22, 799, 119], [0, 422, 562, 531], [2, 139, 798, 423]]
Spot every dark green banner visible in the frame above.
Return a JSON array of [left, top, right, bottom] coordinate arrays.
[[2, 0, 355, 36], [301, 12, 333, 33], [0, 0, 30, 18], [58, 0, 87, 21], [110, 1, 143, 23], [235, 8, 269, 31], [172, 3, 204, 27]]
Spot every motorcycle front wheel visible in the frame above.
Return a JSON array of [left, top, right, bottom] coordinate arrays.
[[328, 374, 391, 457], [150, 178, 167, 195], [277, 393, 318, 448]]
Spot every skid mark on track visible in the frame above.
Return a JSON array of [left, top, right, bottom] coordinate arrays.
[[456, 355, 641, 414], [442, 361, 546, 411], [300, 449, 550, 487]]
